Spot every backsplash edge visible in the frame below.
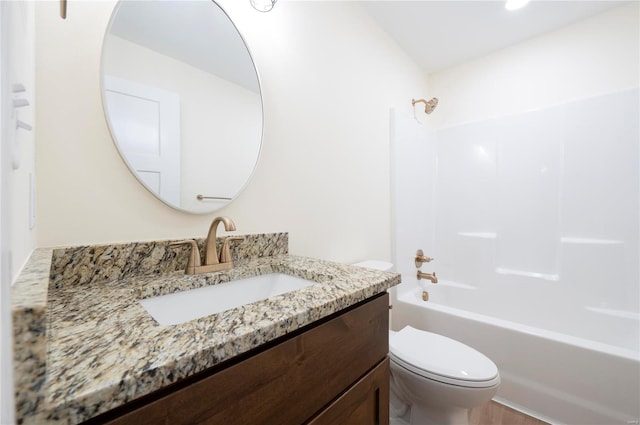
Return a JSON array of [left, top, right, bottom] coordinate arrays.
[[49, 232, 289, 289]]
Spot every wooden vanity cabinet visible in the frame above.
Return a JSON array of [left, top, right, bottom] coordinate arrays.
[[308, 358, 390, 425], [94, 293, 390, 425]]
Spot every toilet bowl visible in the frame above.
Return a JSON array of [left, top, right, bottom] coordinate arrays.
[[389, 326, 500, 425], [352, 261, 501, 425]]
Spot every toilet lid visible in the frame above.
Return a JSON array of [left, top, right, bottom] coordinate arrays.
[[389, 326, 500, 388]]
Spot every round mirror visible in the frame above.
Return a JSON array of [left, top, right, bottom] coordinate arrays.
[[101, 0, 263, 213]]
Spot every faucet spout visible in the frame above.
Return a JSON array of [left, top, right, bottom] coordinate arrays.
[[205, 216, 236, 265], [417, 270, 438, 284]]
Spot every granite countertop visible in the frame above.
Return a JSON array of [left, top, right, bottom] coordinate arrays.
[[12, 235, 400, 424]]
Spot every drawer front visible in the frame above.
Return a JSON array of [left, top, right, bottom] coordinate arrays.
[[102, 293, 389, 425]]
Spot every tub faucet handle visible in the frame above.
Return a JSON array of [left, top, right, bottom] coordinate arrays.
[[415, 249, 434, 268]]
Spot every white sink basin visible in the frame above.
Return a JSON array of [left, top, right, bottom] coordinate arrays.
[[140, 273, 315, 325]]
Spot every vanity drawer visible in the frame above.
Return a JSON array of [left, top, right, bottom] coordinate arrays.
[[97, 293, 389, 425]]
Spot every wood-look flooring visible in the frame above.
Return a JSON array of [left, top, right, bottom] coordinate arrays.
[[469, 401, 550, 425]]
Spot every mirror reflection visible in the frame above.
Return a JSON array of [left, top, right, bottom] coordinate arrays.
[[101, 0, 263, 213]]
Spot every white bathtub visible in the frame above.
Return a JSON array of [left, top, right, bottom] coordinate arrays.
[[391, 278, 640, 425]]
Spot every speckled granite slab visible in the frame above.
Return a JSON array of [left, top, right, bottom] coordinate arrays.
[[12, 234, 400, 424], [49, 233, 288, 289]]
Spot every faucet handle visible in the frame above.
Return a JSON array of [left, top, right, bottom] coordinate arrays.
[[219, 236, 244, 263], [415, 249, 434, 268], [169, 240, 202, 274]]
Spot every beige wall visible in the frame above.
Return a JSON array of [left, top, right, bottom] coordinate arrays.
[[35, 0, 429, 263], [30, 1, 640, 262], [428, 3, 639, 129]]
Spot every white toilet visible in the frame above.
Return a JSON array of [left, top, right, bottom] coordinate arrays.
[[353, 261, 501, 425], [389, 326, 500, 425]]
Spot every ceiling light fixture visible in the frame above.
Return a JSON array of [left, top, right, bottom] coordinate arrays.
[[251, 0, 277, 12], [505, 0, 530, 11]]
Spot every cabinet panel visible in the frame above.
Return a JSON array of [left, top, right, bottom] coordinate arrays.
[[100, 293, 389, 425], [308, 358, 390, 425]]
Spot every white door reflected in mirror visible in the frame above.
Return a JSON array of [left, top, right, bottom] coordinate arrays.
[[104, 75, 181, 206]]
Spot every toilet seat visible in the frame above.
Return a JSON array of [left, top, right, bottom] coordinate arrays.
[[389, 326, 500, 388]]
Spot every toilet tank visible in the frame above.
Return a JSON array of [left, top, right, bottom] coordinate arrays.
[[353, 260, 395, 330], [352, 260, 394, 272]]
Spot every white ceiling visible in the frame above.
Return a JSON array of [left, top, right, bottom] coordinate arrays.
[[361, 1, 628, 73], [108, 1, 629, 88]]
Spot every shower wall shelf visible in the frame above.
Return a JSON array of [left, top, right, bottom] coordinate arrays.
[[16, 120, 32, 131], [495, 267, 560, 281], [560, 237, 623, 245], [12, 83, 26, 93], [12, 98, 29, 108], [457, 232, 497, 239], [456, 233, 623, 246]]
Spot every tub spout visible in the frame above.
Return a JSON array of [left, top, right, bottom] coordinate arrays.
[[417, 270, 438, 283]]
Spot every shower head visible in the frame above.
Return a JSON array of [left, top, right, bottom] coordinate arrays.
[[412, 97, 438, 114]]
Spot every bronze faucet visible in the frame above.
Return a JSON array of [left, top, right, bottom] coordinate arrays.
[[417, 270, 438, 284], [170, 216, 243, 275], [204, 216, 236, 265]]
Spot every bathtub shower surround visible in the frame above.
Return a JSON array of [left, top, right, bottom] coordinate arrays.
[[391, 88, 640, 424], [433, 89, 639, 310]]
